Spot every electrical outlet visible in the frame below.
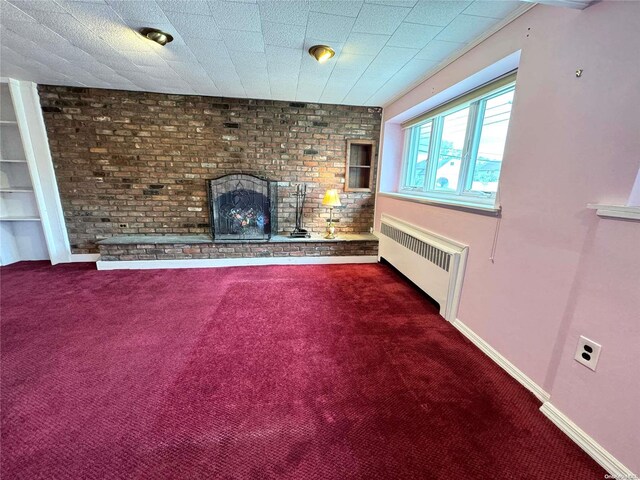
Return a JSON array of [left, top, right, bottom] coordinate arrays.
[[574, 336, 601, 371], [118, 223, 128, 228]]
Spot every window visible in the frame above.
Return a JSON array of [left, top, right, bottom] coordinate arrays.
[[400, 74, 516, 210]]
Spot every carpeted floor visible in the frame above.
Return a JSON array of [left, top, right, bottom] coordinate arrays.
[[1, 261, 604, 479]]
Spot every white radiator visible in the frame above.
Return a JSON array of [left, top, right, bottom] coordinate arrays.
[[377, 214, 468, 322]]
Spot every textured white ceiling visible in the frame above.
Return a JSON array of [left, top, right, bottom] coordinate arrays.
[[0, 0, 526, 106]]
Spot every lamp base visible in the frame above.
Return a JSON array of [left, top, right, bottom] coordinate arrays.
[[325, 223, 336, 239]]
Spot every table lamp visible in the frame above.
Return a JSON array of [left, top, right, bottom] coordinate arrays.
[[322, 189, 341, 239]]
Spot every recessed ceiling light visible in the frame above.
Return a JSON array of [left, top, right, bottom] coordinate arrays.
[[139, 27, 173, 46], [308, 45, 335, 63]]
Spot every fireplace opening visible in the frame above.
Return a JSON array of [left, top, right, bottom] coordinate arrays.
[[207, 174, 277, 242]]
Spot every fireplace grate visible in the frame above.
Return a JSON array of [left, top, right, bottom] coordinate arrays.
[[207, 174, 277, 242]]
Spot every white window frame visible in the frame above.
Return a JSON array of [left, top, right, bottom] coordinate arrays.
[[399, 78, 516, 211]]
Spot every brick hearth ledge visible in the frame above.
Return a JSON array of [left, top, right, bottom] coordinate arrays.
[[98, 234, 378, 261]]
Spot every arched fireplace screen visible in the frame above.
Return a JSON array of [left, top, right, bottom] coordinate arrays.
[[207, 174, 277, 242]]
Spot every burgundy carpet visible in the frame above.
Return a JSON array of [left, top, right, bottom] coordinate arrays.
[[1, 261, 604, 479]]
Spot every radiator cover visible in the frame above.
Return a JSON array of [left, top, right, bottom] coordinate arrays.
[[377, 214, 468, 322]]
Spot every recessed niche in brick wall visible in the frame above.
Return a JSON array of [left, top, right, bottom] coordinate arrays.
[[38, 86, 382, 254]]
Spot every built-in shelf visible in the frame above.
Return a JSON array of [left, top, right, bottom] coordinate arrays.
[[0, 216, 40, 221], [587, 204, 640, 221], [345, 139, 375, 192], [0, 187, 34, 192], [1, 78, 62, 265]]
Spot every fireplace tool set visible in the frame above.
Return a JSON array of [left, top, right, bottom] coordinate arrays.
[[290, 184, 311, 238]]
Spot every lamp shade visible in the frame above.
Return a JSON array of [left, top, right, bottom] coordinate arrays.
[[322, 189, 341, 207]]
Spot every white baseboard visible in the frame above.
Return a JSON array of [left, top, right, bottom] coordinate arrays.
[[453, 318, 636, 477], [540, 402, 637, 478], [96, 255, 378, 270], [452, 318, 550, 402], [69, 254, 100, 262]]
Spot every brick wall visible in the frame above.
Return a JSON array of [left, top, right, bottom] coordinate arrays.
[[39, 86, 382, 254]]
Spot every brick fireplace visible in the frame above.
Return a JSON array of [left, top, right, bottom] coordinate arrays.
[[38, 86, 382, 262]]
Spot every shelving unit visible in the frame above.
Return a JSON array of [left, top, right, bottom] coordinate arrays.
[[0, 81, 49, 265]]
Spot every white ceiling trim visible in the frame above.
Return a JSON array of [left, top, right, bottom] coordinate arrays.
[[523, 0, 593, 9]]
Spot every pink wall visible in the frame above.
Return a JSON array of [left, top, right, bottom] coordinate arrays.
[[375, 2, 640, 472]]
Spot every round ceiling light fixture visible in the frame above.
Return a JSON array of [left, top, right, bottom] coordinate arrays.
[[139, 27, 174, 46], [308, 45, 335, 63]]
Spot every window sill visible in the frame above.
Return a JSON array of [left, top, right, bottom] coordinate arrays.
[[587, 204, 640, 221], [379, 191, 501, 216]]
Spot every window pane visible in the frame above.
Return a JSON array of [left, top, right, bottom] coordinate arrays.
[[405, 121, 432, 189], [433, 107, 469, 191], [470, 90, 514, 194]]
